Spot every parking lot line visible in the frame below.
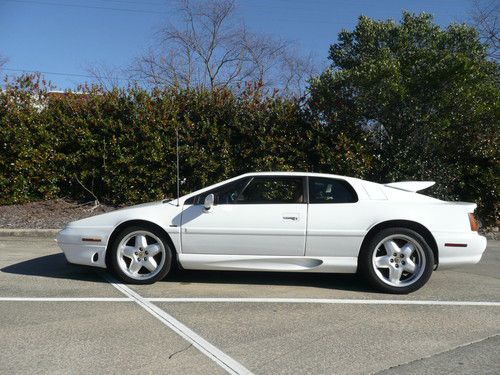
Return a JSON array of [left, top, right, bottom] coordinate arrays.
[[1, 297, 498, 307], [102, 275, 254, 375], [0, 297, 131, 302], [146, 297, 500, 307]]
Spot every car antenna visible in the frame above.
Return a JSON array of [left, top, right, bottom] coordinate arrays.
[[176, 122, 180, 207]]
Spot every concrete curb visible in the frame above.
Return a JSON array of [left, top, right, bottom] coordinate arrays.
[[0, 229, 60, 238]]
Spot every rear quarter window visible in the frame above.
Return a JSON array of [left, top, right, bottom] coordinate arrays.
[[308, 177, 358, 203]]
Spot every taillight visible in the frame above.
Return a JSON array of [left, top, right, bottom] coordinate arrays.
[[468, 213, 478, 231]]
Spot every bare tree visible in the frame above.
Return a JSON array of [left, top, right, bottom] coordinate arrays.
[[279, 49, 317, 96], [471, 0, 499, 60], [0, 54, 8, 70], [132, 0, 315, 94], [84, 61, 130, 90]]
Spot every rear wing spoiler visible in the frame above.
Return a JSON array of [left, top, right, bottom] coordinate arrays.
[[384, 181, 435, 192]]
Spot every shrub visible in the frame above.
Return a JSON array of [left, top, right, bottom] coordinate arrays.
[[309, 13, 499, 225], [0, 77, 373, 207]]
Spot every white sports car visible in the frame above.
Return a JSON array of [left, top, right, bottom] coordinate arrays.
[[56, 172, 487, 293]]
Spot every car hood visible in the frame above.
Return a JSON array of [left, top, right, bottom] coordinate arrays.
[[66, 200, 182, 228]]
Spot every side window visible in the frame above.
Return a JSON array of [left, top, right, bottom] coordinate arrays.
[[237, 177, 304, 204], [186, 178, 249, 205], [308, 177, 358, 203]]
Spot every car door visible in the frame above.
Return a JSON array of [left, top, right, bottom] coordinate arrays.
[[305, 176, 364, 257], [180, 176, 307, 256]]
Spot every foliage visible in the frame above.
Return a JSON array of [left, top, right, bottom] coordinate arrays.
[[0, 77, 372, 207], [309, 12, 499, 225], [1, 12, 498, 226]]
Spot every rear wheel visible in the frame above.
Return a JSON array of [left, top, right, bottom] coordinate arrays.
[[109, 225, 172, 284], [359, 227, 434, 294]]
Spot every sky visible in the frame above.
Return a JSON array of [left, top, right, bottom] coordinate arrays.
[[0, 0, 475, 89]]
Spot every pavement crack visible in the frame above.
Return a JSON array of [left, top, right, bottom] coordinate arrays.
[[168, 343, 193, 360]]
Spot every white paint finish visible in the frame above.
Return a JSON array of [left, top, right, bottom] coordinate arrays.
[[362, 181, 388, 200], [181, 203, 307, 256], [57, 202, 183, 261], [55, 171, 487, 277], [146, 297, 500, 307], [435, 231, 488, 268], [306, 229, 366, 237], [182, 227, 304, 236], [104, 275, 254, 375], [384, 181, 435, 192], [306, 201, 369, 257], [360, 200, 473, 235], [305, 235, 364, 258], [178, 254, 357, 273], [55, 241, 107, 268], [56, 226, 112, 245]]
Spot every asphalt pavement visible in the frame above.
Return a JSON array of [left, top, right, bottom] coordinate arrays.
[[0, 236, 498, 374]]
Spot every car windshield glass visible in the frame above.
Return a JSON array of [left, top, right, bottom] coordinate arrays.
[[194, 178, 249, 205]]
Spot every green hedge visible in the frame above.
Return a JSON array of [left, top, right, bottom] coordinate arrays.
[[0, 76, 372, 206], [0, 74, 497, 226]]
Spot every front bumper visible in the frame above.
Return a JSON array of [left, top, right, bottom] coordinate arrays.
[[56, 226, 110, 269], [435, 232, 487, 269]]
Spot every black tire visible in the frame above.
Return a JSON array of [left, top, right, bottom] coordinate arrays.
[[109, 224, 173, 284], [358, 227, 434, 294]]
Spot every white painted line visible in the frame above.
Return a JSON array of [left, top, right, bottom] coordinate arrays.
[[1, 297, 498, 307], [146, 297, 500, 307], [0, 297, 131, 302], [102, 275, 254, 375]]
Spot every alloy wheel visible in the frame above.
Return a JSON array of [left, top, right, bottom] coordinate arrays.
[[116, 230, 166, 281], [371, 234, 426, 287]]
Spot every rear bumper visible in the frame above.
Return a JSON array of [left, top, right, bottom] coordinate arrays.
[[56, 226, 108, 268], [435, 232, 487, 269]]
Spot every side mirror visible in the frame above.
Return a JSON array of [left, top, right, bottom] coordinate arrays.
[[203, 193, 214, 211]]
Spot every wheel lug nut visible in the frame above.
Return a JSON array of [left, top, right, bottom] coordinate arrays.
[[400, 254, 404, 258], [395, 264, 399, 268], [145, 251, 148, 255], [135, 252, 138, 255], [144, 257, 148, 261], [137, 258, 141, 261], [402, 261, 406, 265], [393, 253, 397, 256], [390, 258, 394, 263]]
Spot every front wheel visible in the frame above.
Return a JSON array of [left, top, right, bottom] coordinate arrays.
[[359, 228, 434, 294], [109, 225, 172, 284]]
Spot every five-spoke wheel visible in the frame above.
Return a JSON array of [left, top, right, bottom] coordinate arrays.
[[109, 225, 172, 284], [359, 227, 434, 294]]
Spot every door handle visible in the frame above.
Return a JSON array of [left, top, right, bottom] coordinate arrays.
[[282, 214, 299, 221]]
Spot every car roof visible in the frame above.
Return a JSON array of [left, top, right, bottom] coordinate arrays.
[[181, 171, 364, 200], [238, 171, 359, 181]]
